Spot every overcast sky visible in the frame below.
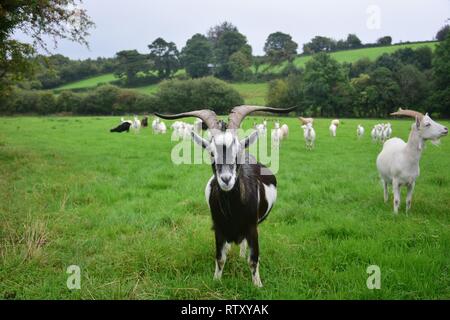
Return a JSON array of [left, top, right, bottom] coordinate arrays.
[[16, 0, 450, 59]]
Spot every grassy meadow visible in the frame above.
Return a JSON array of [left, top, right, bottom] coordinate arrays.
[[0, 116, 449, 299]]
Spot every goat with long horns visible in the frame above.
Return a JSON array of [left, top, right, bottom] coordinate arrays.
[[376, 108, 448, 214], [155, 105, 295, 287]]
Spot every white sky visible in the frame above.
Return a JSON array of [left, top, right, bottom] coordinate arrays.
[[14, 0, 450, 59]]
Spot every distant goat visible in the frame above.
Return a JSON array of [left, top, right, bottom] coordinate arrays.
[[329, 123, 337, 137], [141, 117, 148, 127], [302, 123, 316, 149], [357, 125, 365, 138], [110, 121, 131, 133]]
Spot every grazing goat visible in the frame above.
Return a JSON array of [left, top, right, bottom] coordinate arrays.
[[254, 122, 267, 137], [331, 119, 340, 127], [152, 117, 167, 134], [376, 108, 448, 213], [299, 117, 314, 125], [329, 123, 337, 137], [280, 124, 289, 139], [357, 125, 365, 138], [110, 121, 131, 133], [155, 106, 295, 287], [302, 123, 316, 149], [381, 123, 392, 142], [131, 115, 141, 133], [271, 121, 283, 147]]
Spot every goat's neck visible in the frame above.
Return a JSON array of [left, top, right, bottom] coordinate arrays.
[[404, 126, 424, 163]]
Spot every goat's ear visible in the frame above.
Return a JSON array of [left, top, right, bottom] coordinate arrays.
[[191, 131, 210, 149], [415, 116, 421, 129], [240, 130, 259, 149]]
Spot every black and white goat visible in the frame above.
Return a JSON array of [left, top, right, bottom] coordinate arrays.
[[155, 106, 295, 287]]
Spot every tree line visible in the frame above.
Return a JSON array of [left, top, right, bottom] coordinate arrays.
[[15, 21, 449, 90], [267, 37, 450, 118]]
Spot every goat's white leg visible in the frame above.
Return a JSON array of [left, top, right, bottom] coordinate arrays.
[[383, 180, 389, 203], [406, 181, 415, 213], [247, 227, 262, 288], [239, 239, 247, 258], [392, 178, 401, 214], [214, 234, 230, 281]]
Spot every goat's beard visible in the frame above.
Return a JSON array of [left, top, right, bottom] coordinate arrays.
[[431, 138, 441, 146]]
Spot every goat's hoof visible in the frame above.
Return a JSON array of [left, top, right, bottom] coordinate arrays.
[[253, 278, 263, 288]]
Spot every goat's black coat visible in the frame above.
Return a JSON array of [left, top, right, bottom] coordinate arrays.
[[208, 153, 276, 244], [110, 122, 131, 133], [141, 117, 148, 127]]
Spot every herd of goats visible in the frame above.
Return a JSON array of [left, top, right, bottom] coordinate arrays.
[[109, 106, 448, 287]]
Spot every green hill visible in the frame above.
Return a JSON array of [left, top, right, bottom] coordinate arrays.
[[54, 41, 438, 104]]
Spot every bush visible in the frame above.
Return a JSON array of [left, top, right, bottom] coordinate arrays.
[[155, 77, 243, 114], [78, 85, 121, 114], [56, 91, 84, 113]]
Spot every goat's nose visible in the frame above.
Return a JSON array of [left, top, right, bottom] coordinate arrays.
[[222, 176, 231, 185], [444, 127, 448, 134]]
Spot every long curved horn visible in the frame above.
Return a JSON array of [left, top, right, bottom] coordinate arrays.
[[154, 110, 219, 130], [228, 105, 296, 129], [390, 108, 424, 120]]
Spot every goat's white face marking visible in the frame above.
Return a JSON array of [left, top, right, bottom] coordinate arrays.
[[418, 114, 448, 142], [210, 132, 241, 192]]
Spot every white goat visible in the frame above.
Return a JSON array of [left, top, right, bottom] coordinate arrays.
[[152, 117, 166, 134], [376, 109, 448, 214], [131, 115, 141, 133], [302, 123, 316, 149], [382, 123, 392, 142], [357, 125, 365, 138], [280, 124, 289, 139], [254, 122, 267, 137], [331, 119, 340, 127], [271, 121, 283, 147], [329, 123, 337, 137], [299, 117, 314, 125]]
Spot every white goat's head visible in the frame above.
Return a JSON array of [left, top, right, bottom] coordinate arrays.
[[155, 106, 295, 191], [391, 108, 448, 144]]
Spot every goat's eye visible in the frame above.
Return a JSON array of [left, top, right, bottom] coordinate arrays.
[[425, 123, 431, 127]]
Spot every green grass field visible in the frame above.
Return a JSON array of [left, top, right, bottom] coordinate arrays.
[[1, 116, 449, 299], [56, 74, 118, 90]]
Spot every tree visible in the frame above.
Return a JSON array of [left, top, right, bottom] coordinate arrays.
[[263, 32, 298, 65], [431, 34, 450, 116], [0, 1, 94, 91], [346, 34, 362, 49], [396, 64, 429, 107], [366, 67, 401, 117], [302, 36, 336, 54], [228, 50, 252, 81], [207, 22, 238, 48], [115, 50, 149, 86], [215, 31, 251, 79], [148, 38, 180, 78], [302, 53, 347, 116], [181, 34, 213, 78], [377, 36, 392, 46], [436, 25, 450, 41]]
